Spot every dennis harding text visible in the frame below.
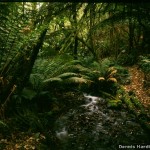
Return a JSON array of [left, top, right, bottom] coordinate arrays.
[[119, 145, 150, 149]]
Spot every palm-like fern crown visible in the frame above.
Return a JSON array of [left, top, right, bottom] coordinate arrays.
[[30, 54, 122, 92]]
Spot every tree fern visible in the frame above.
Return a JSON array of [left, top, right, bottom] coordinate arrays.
[[43, 77, 63, 84], [64, 76, 92, 84], [57, 72, 78, 79]]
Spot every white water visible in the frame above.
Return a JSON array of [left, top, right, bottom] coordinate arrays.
[[54, 93, 146, 150], [56, 127, 68, 141], [81, 93, 104, 113], [55, 94, 103, 141]]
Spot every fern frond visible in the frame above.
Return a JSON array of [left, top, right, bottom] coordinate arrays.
[[43, 77, 62, 84], [107, 77, 117, 83], [65, 77, 91, 84], [80, 74, 91, 80], [0, 120, 7, 127], [108, 66, 116, 72], [73, 64, 91, 73], [69, 60, 82, 65], [108, 70, 117, 78], [29, 73, 44, 90], [21, 88, 37, 100], [83, 71, 101, 81], [49, 60, 82, 77], [57, 72, 78, 79], [98, 77, 105, 81]]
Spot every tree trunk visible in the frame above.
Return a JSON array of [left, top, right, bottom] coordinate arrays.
[[72, 3, 78, 60], [89, 3, 96, 59], [21, 28, 48, 89]]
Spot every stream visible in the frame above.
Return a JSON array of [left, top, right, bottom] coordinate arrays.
[[54, 93, 149, 150]]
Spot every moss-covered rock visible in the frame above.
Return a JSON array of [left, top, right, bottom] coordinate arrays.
[[107, 99, 122, 109]]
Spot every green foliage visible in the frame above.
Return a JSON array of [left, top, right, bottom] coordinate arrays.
[[1, 3, 150, 147], [138, 55, 150, 73], [41, 65, 93, 91], [107, 99, 122, 109], [0, 120, 7, 128], [57, 72, 78, 79], [33, 55, 92, 91], [42, 77, 63, 90], [108, 65, 130, 84], [32, 56, 123, 96], [121, 88, 150, 134], [43, 77, 63, 83], [117, 53, 136, 65], [99, 58, 115, 76], [0, 120, 10, 136], [12, 110, 44, 132], [21, 88, 37, 100], [33, 55, 72, 78], [29, 73, 44, 90], [122, 93, 135, 111], [64, 76, 91, 84], [12, 88, 37, 109]]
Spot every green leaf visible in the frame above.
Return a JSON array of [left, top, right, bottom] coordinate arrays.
[[21, 88, 37, 100]]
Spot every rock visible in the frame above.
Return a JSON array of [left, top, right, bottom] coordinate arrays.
[[56, 127, 68, 142]]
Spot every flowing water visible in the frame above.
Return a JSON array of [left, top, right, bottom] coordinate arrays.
[[54, 93, 149, 150]]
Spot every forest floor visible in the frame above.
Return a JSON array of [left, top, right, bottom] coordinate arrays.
[[123, 65, 150, 111], [0, 65, 150, 150]]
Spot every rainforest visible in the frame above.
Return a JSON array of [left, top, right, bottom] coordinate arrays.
[[0, 2, 150, 150]]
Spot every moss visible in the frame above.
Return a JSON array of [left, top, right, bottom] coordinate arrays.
[[107, 99, 122, 109], [122, 94, 135, 111], [130, 96, 143, 109], [122, 92, 150, 134]]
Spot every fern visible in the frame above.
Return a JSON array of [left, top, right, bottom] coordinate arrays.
[[0, 120, 7, 128], [138, 55, 150, 73], [13, 110, 44, 132], [33, 55, 121, 94], [74, 64, 91, 73], [21, 88, 37, 100], [64, 77, 92, 84], [99, 58, 115, 76], [49, 60, 82, 78], [43, 77, 62, 83], [107, 77, 117, 83], [57, 72, 78, 79], [29, 73, 44, 90]]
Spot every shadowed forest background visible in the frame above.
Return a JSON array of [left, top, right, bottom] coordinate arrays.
[[0, 2, 150, 150]]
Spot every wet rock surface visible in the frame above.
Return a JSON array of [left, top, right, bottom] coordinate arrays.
[[54, 94, 149, 150]]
